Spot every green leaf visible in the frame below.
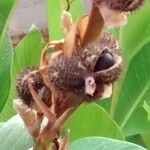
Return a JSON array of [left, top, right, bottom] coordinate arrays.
[[119, 0, 150, 61], [0, 34, 13, 111], [0, 26, 44, 121], [46, 0, 83, 39], [65, 104, 124, 142], [0, 0, 18, 45], [113, 42, 150, 136], [109, 0, 150, 139], [0, 0, 18, 112], [70, 137, 146, 150], [11, 26, 44, 77], [110, 0, 150, 117], [0, 115, 33, 150]]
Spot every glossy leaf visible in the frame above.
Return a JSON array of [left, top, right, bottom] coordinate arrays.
[[108, 1, 150, 138], [110, 0, 150, 117], [46, 0, 83, 39], [65, 104, 124, 142], [0, 34, 13, 111], [0, 0, 18, 45], [119, 0, 150, 61], [113, 42, 150, 136], [0, 26, 44, 121], [70, 137, 146, 150], [0, 0, 18, 111], [0, 115, 33, 150]]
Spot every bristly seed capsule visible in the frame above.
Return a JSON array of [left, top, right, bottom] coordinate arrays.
[[16, 33, 122, 106], [48, 33, 122, 101], [16, 68, 51, 108], [94, 0, 144, 11], [93, 0, 144, 27]]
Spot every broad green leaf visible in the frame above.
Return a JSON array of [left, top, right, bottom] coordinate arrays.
[[0, 0, 18, 45], [113, 42, 150, 136], [70, 137, 146, 150], [0, 115, 33, 150], [11, 26, 44, 77], [0, 34, 13, 111], [110, 0, 150, 117], [119, 0, 150, 61], [0, 0, 18, 112], [46, 0, 83, 39], [122, 108, 150, 137], [0, 26, 44, 121], [141, 134, 150, 149], [65, 104, 124, 142]]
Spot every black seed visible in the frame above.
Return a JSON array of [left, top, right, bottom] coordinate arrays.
[[94, 52, 115, 72]]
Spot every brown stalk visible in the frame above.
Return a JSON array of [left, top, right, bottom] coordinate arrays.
[[28, 81, 56, 124]]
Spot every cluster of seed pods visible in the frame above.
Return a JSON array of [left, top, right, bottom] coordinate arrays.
[[14, 0, 144, 149]]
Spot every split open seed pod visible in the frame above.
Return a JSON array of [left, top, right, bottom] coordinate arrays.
[[48, 33, 122, 103]]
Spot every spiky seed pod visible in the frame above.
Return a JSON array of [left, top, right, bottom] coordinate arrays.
[[48, 33, 122, 101], [92, 0, 144, 27], [16, 68, 51, 107], [94, 0, 144, 11]]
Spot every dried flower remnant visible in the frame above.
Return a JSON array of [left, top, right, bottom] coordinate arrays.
[[14, 34, 122, 150], [13, 1, 123, 150], [93, 0, 144, 27], [61, 11, 73, 35]]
